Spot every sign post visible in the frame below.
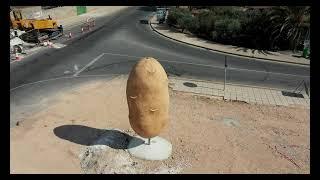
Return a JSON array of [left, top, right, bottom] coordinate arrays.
[[224, 56, 227, 91], [76, 6, 87, 16]]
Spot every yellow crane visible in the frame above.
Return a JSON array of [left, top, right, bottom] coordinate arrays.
[[10, 8, 63, 43]]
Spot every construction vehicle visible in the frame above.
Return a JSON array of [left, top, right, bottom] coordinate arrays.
[[10, 8, 63, 43]]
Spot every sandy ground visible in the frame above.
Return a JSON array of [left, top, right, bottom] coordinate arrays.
[[10, 75, 310, 174]]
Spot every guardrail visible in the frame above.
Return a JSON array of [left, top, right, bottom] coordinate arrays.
[[76, 52, 310, 96]]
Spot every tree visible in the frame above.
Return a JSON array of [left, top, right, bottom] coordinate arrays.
[[166, 7, 189, 27], [177, 14, 194, 33], [214, 18, 241, 43], [197, 10, 216, 37], [186, 16, 199, 33], [240, 8, 272, 49], [268, 6, 310, 51]]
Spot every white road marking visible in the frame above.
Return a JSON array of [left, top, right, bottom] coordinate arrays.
[[73, 53, 105, 77], [52, 43, 67, 49], [10, 74, 122, 92], [102, 52, 310, 78], [74, 64, 79, 72], [10, 60, 21, 64], [10, 44, 67, 64], [102, 52, 224, 69]]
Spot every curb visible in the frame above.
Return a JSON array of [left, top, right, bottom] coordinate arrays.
[[149, 19, 310, 66]]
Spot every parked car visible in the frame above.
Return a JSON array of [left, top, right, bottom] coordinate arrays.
[[159, 17, 165, 24], [140, 19, 149, 24]]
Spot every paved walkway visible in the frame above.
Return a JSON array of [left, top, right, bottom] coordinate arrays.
[[169, 77, 310, 108], [150, 16, 310, 66]]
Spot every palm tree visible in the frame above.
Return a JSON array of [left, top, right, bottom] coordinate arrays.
[[268, 6, 310, 52]]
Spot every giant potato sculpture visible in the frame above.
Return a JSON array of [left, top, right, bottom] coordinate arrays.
[[126, 57, 169, 138]]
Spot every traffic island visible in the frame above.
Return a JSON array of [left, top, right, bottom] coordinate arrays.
[[149, 15, 310, 66], [10, 75, 310, 174]]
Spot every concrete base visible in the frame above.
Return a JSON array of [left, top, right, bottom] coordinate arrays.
[[127, 136, 172, 161]]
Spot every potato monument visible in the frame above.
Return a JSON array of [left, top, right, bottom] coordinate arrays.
[[126, 57, 169, 138]]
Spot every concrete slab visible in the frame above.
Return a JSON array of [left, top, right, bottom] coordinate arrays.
[[127, 136, 172, 161]]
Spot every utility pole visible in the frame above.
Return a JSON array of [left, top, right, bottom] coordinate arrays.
[[224, 56, 227, 91]]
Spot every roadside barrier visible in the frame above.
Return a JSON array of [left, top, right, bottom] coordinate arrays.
[[81, 17, 95, 32]]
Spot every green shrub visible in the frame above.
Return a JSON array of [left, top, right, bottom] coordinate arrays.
[[239, 9, 273, 49], [166, 7, 190, 26], [187, 16, 200, 33], [197, 10, 216, 36], [177, 16, 187, 32], [227, 19, 241, 34], [177, 14, 193, 33], [166, 8, 179, 26], [211, 31, 218, 40], [167, 8, 197, 33], [210, 6, 244, 18], [213, 18, 241, 44], [179, 15, 199, 33], [167, 6, 299, 50]]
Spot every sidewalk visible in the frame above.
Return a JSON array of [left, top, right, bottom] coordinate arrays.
[[150, 16, 310, 66], [169, 77, 310, 108]]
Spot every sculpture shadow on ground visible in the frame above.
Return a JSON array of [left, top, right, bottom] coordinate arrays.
[[53, 125, 144, 149]]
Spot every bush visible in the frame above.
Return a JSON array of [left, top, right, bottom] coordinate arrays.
[[197, 11, 216, 37], [239, 9, 273, 49], [167, 8, 198, 33], [167, 6, 296, 51], [210, 6, 244, 18], [214, 18, 241, 41], [166, 7, 190, 26], [227, 19, 241, 34], [186, 16, 199, 33], [166, 8, 178, 26], [211, 31, 218, 40], [177, 14, 199, 33]]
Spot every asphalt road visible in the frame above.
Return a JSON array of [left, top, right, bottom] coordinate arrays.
[[10, 6, 310, 126]]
